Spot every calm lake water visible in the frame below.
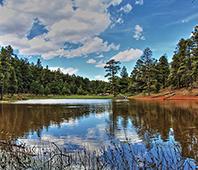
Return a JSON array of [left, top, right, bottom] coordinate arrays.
[[0, 99, 198, 161]]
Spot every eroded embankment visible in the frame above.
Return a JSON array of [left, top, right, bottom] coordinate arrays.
[[129, 88, 198, 101]]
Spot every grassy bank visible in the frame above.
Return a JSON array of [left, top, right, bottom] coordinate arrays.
[[0, 94, 114, 102], [26, 95, 113, 99]]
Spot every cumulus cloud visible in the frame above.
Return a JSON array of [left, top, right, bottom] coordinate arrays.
[[87, 59, 97, 64], [109, 0, 122, 6], [111, 48, 143, 62], [121, 4, 133, 13], [86, 58, 107, 68], [133, 25, 145, 40], [0, 0, 123, 59], [95, 59, 106, 68], [49, 67, 78, 75], [135, 0, 144, 5], [95, 75, 107, 81], [42, 37, 120, 59]]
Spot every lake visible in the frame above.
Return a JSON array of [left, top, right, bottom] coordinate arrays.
[[0, 99, 198, 163]]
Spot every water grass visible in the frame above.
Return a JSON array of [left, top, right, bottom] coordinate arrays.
[[0, 130, 197, 170]]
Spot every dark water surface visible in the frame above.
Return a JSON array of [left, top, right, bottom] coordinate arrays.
[[0, 99, 198, 161]]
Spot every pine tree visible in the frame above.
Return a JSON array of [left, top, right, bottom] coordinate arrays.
[[8, 68, 18, 96], [0, 63, 4, 100], [140, 48, 155, 95], [36, 58, 42, 69], [120, 66, 128, 78], [44, 85, 50, 96], [104, 59, 121, 96], [157, 55, 170, 88], [191, 26, 198, 83], [120, 66, 129, 94], [0, 46, 12, 97], [169, 39, 187, 88]]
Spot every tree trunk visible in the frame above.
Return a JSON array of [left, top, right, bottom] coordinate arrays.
[[0, 86, 3, 100]]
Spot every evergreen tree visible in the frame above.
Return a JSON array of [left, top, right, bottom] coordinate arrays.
[[120, 66, 128, 78], [0, 46, 12, 98], [169, 39, 188, 88], [0, 64, 4, 100], [130, 59, 145, 93], [36, 58, 42, 69], [44, 85, 50, 96], [120, 66, 129, 94], [157, 55, 170, 88], [8, 68, 18, 96], [104, 59, 121, 96], [30, 81, 42, 95], [191, 26, 198, 83]]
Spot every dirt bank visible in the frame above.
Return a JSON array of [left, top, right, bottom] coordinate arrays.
[[129, 88, 198, 101]]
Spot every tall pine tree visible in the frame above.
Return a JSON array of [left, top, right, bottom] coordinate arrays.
[[104, 59, 121, 96]]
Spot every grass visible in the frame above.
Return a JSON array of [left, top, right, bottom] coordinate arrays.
[[0, 132, 197, 170], [26, 95, 114, 99], [0, 94, 114, 102]]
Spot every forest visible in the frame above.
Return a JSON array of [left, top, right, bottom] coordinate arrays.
[[0, 25, 197, 99], [105, 25, 198, 96], [0, 47, 109, 100]]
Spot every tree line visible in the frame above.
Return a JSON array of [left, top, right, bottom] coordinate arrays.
[[0, 47, 109, 100], [0, 25, 197, 99], [104, 25, 198, 96]]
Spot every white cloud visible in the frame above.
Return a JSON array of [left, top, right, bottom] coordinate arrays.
[[87, 59, 97, 64], [135, 0, 144, 5], [111, 48, 143, 62], [133, 25, 145, 40], [49, 67, 78, 75], [42, 37, 120, 59], [95, 59, 106, 68], [109, 0, 122, 6], [0, 0, 123, 59], [181, 13, 198, 23], [95, 75, 107, 81], [86, 57, 107, 68], [96, 54, 105, 58], [121, 4, 133, 13]]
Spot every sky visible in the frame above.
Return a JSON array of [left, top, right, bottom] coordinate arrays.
[[0, 0, 197, 80]]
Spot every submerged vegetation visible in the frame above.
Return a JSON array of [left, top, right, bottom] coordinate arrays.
[[0, 129, 196, 170]]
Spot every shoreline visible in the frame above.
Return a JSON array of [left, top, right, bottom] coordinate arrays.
[[128, 96, 198, 101], [129, 88, 198, 101], [128, 95, 198, 101], [0, 94, 114, 103]]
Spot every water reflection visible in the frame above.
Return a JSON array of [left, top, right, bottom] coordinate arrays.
[[0, 101, 111, 140], [111, 100, 198, 161], [0, 99, 198, 161]]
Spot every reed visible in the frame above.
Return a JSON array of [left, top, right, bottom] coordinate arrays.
[[0, 133, 197, 170]]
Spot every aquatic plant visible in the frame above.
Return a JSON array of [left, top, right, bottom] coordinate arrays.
[[0, 129, 197, 170]]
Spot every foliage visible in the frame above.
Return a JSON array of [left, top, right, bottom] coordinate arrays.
[[104, 59, 121, 96], [119, 66, 129, 94], [130, 48, 157, 95], [0, 48, 110, 99], [0, 129, 196, 169], [129, 25, 198, 95], [0, 25, 198, 98]]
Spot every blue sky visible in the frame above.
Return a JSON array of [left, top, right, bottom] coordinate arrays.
[[0, 0, 197, 80]]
